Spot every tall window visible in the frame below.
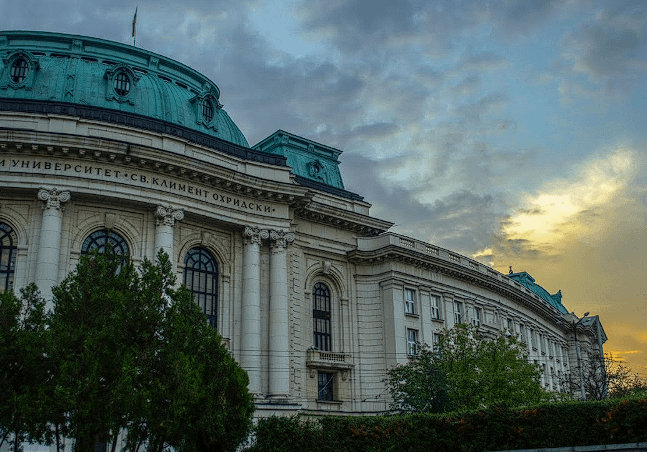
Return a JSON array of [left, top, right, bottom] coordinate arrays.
[[454, 301, 463, 324], [407, 329, 419, 356], [473, 307, 482, 327], [404, 288, 416, 315], [184, 247, 218, 328], [313, 282, 331, 351], [431, 295, 441, 320], [317, 371, 334, 401], [0, 222, 17, 292], [81, 229, 129, 255], [433, 333, 441, 358]]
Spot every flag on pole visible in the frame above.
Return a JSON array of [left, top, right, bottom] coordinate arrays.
[[132, 6, 138, 43]]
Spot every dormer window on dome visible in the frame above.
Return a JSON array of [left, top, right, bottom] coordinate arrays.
[[104, 65, 139, 105], [10, 58, 29, 83], [191, 90, 221, 131], [113, 71, 131, 97], [0, 50, 39, 90], [202, 99, 214, 123]]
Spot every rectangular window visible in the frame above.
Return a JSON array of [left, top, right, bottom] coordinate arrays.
[[407, 329, 419, 356], [431, 295, 441, 320], [317, 371, 334, 401], [519, 324, 525, 342], [507, 318, 513, 331], [433, 333, 441, 358], [454, 301, 463, 324], [404, 288, 416, 315], [473, 307, 482, 327]]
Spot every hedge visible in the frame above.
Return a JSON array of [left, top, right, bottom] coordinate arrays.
[[247, 397, 647, 452]]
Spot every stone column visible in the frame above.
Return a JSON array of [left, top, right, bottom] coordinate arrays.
[[35, 188, 70, 308], [241, 226, 268, 396], [268, 230, 295, 399], [154, 205, 184, 261]]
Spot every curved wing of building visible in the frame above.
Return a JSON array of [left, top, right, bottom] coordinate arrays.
[[0, 31, 605, 417]]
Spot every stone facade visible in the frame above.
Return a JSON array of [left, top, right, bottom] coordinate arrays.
[[0, 31, 606, 421]]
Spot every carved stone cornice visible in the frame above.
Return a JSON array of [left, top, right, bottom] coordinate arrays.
[[38, 188, 70, 210], [243, 226, 269, 245], [155, 205, 184, 227], [294, 200, 392, 237], [348, 244, 568, 329], [269, 230, 295, 249]]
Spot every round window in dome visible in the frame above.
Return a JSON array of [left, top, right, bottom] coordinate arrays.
[[10, 58, 29, 84], [113, 72, 131, 96], [202, 99, 214, 123]]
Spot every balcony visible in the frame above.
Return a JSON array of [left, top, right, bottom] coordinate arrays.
[[306, 348, 355, 374]]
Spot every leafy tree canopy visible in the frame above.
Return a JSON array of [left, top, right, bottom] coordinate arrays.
[[387, 324, 549, 413], [1, 250, 254, 452]]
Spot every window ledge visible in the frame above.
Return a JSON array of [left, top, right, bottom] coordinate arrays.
[[405, 312, 419, 318], [316, 399, 343, 405], [431, 318, 444, 323]]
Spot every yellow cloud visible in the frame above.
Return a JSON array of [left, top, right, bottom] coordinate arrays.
[[499, 148, 634, 252]]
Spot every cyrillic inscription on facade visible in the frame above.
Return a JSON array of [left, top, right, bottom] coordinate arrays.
[[0, 157, 278, 216]]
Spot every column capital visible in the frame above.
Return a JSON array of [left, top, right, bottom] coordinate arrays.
[[38, 188, 71, 210], [269, 229, 295, 249], [155, 205, 185, 227], [243, 226, 269, 245]]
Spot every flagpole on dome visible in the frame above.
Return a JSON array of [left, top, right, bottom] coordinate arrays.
[[132, 6, 138, 46]]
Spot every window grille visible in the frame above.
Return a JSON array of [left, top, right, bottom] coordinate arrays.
[[10, 58, 28, 83], [113, 72, 131, 96], [0, 222, 17, 292], [81, 230, 129, 255], [202, 99, 214, 123], [313, 282, 331, 351], [184, 247, 218, 328]]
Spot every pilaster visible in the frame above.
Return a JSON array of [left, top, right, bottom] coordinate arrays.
[[154, 205, 184, 262], [268, 229, 295, 399], [35, 188, 70, 307], [241, 226, 268, 397]]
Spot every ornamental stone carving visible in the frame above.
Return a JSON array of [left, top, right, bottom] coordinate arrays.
[[38, 188, 71, 210], [155, 205, 184, 227], [269, 230, 295, 249], [243, 226, 269, 244]]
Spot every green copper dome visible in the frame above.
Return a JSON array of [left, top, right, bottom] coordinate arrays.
[[0, 31, 248, 147], [508, 271, 568, 314]]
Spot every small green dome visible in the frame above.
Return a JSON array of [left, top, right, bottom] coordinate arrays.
[[0, 31, 248, 147]]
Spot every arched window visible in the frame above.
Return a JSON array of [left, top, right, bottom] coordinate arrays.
[[0, 222, 17, 292], [313, 282, 331, 351], [81, 230, 129, 255], [183, 247, 218, 328]]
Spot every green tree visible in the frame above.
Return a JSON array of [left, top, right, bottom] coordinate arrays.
[[0, 285, 51, 452], [48, 250, 254, 452], [387, 324, 548, 413]]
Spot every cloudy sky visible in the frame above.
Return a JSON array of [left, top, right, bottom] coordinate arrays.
[[2, 0, 646, 374]]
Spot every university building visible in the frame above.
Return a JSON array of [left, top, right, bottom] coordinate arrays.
[[0, 31, 606, 418]]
